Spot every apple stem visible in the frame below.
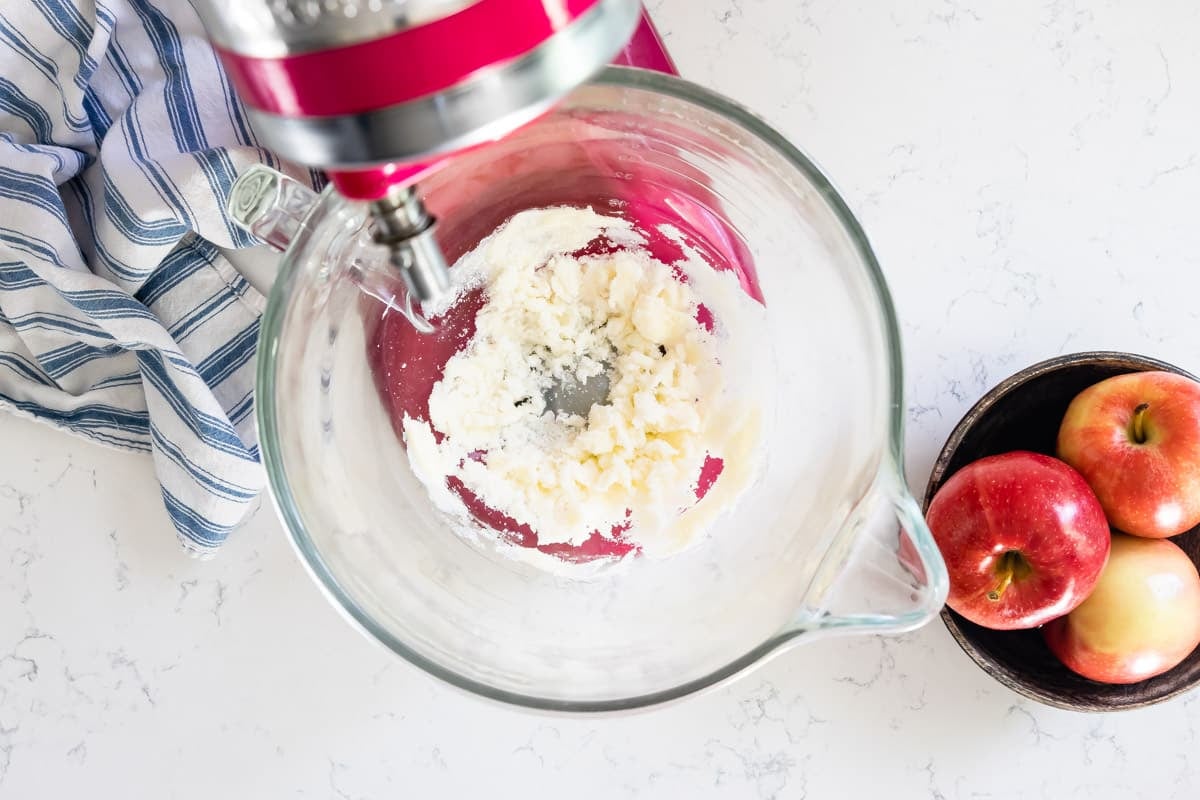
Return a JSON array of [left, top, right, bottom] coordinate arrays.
[[987, 551, 1022, 601], [1131, 403, 1150, 444], [987, 566, 1014, 602]]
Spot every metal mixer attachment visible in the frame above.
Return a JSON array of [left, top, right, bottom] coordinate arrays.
[[369, 186, 451, 308]]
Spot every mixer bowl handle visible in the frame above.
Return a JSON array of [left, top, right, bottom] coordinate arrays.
[[225, 164, 436, 333], [226, 164, 319, 253]]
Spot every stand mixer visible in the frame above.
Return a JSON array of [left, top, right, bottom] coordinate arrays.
[[203, 2, 950, 710], [192, 0, 661, 315]]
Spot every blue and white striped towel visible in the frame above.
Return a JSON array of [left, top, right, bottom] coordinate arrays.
[[0, 0, 321, 555]]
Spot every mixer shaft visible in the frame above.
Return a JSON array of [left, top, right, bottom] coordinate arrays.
[[370, 185, 452, 306]]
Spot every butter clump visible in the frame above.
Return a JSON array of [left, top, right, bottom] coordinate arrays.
[[403, 206, 760, 554]]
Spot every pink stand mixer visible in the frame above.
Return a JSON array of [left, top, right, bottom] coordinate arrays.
[[201, 0, 950, 710], [192, 0, 672, 309], [202, 0, 752, 562]]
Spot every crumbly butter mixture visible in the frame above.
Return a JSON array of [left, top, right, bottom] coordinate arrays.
[[403, 206, 763, 556]]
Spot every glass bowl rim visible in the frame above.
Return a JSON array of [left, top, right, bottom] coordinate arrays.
[[254, 65, 911, 712]]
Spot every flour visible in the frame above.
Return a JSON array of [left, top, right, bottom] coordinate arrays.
[[402, 206, 772, 561]]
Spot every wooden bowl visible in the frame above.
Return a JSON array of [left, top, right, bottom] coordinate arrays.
[[921, 351, 1200, 711]]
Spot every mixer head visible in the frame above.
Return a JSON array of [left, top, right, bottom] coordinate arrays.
[[193, 0, 644, 309]]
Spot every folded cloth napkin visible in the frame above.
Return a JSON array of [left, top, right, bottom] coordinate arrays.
[[0, 0, 321, 555]]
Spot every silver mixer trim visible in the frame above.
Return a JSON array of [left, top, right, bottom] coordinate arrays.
[[370, 185, 452, 306], [240, 0, 641, 169], [194, 0, 475, 58]]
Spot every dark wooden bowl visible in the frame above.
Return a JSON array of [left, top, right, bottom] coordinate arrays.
[[921, 351, 1200, 712]]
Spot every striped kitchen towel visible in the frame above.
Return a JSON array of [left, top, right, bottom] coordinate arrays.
[[0, 0, 321, 555]]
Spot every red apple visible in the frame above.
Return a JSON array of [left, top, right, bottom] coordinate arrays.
[[1043, 533, 1200, 683], [1057, 370, 1200, 539], [925, 451, 1110, 630]]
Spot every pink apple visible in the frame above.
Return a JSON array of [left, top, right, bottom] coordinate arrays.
[[925, 451, 1110, 630], [1043, 533, 1200, 683], [1057, 370, 1200, 539]]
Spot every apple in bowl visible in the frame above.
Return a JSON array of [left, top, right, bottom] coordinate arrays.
[[925, 451, 1111, 630], [1057, 370, 1200, 539], [1043, 533, 1200, 683]]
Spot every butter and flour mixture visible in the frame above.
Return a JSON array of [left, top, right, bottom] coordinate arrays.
[[402, 206, 768, 559]]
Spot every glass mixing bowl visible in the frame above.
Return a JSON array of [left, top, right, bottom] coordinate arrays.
[[237, 67, 949, 711]]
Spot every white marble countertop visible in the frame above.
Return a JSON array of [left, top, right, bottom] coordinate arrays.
[[3, 1, 1200, 797]]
